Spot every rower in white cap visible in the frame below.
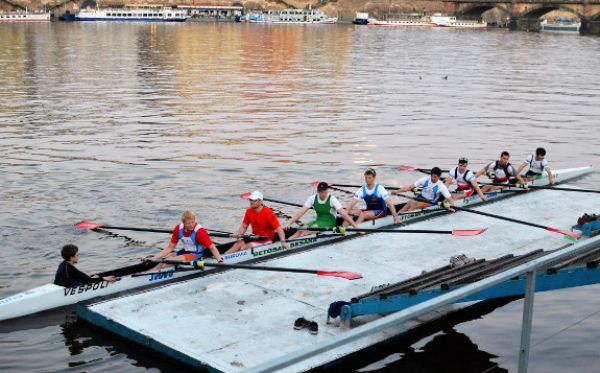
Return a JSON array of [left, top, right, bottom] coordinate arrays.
[[226, 191, 290, 253]]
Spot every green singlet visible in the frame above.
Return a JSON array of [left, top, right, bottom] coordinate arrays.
[[305, 194, 336, 228]]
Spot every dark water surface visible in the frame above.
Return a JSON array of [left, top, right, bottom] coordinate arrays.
[[1, 22, 599, 372]]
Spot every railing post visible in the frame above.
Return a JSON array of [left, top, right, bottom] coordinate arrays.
[[518, 270, 536, 373]]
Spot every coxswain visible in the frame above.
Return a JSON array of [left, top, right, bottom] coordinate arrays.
[[393, 167, 454, 212], [346, 168, 402, 224], [444, 157, 487, 201], [146, 210, 224, 266], [285, 181, 359, 238], [516, 147, 554, 185], [54, 244, 117, 288], [475, 151, 525, 192], [226, 191, 290, 253]]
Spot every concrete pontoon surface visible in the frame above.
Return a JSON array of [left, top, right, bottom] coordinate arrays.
[[79, 188, 600, 372]]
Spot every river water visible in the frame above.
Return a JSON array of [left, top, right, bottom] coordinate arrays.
[[0, 21, 599, 372]]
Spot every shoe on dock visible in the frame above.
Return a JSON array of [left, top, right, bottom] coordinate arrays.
[[308, 321, 318, 335], [294, 317, 310, 330]]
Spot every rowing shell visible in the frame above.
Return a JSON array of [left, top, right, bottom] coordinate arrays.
[[0, 166, 591, 321]]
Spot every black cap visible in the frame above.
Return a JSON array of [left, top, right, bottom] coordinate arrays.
[[317, 182, 329, 191]]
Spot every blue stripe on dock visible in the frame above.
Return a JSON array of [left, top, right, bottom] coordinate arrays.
[[346, 265, 600, 319]]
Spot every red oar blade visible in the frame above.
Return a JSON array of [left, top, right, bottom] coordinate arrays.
[[546, 227, 581, 239], [316, 270, 363, 280], [399, 165, 419, 171], [451, 228, 488, 236], [74, 221, 103, 230], [240, 192, 251, 199], [310, 181, 334, 186]]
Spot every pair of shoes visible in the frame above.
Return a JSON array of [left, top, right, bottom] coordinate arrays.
[[294, 317, 319, 335], [294, 317, 309, 330]]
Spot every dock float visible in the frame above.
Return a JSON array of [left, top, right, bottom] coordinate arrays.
[[77, 189, 600, 372]]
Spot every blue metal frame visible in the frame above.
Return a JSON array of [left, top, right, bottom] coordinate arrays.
[[572, 220, 600, 237], [342, 265, 600, 323]]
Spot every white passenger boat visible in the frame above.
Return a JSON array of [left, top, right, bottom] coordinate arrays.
[[0, 11, 50, 22], [237, 9, 337, 24], [0, 166, 591, 321], [431, 15, 487, 28], [75, 6, 187, 22], [540, 18, 581, 32], [367, 17, 435, 27]]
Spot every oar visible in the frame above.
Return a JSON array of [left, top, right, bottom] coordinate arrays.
[[148, 259, 362, 280], [400, 165, 450, 174], [240, 192, 305, 208], [304, 226, 487, 236], [481, 182, 600, 194], [310, 181, 401, 189], [395, 193, 579, 239], [74, 221, 268, 241]]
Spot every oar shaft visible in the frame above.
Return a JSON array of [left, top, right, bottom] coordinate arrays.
[[100, 225, 172, 234], [264, 197, 305, 208], [90, 224, 263, 240], [151, 259, 316, 274], [451, 206, 546, 230], [305, 227, 452, 234], [483, 183, 600, 194]]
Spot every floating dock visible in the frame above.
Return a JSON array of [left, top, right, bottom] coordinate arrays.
[[78, 188, 600, 372]]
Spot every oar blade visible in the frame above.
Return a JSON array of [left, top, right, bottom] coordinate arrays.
[[546, 227, 581, 239], [310, 181, 334, 186], [451, 228, 488, 236], [240, 192, 251, 199], [316, 270, 363, 280], [74, 221, 103, 230], [399, 165, 418, 171]]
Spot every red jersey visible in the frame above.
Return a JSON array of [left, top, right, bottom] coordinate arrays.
[[243, 206, 280, 240], [170, 224, 213, 247]]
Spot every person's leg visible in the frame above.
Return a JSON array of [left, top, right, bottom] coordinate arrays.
[[400, 200, 419, 212], [225, 239, 246, 253], [355, 210, 376, 224]]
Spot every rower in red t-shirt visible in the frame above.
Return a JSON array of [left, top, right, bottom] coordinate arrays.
[[226, 191, 290, 253], [146, 210, 223, 266]]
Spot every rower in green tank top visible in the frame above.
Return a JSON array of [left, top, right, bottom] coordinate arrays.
[[285, 182, 359, 239]]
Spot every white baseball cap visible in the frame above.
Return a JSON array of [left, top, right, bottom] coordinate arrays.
[[248, 191, 263, 201]]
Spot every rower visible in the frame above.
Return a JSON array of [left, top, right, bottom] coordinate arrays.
[[285, 181, 359, 238], [444, 157, 487, 201], [516, 147, 554, 185], [475, 151, 525, 192], [54, 244, 117, 288], [346, 168, 402, 224], [146, 210, 224, 267], [226, 191, 290, 253], [393, 167, 454, 212]]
